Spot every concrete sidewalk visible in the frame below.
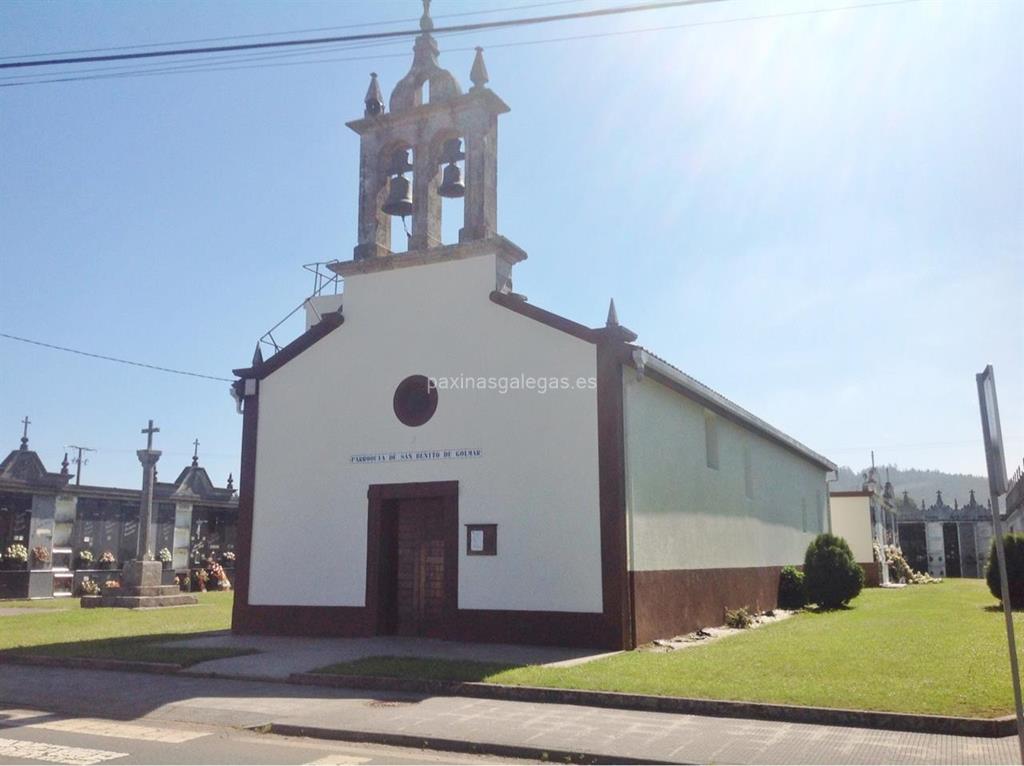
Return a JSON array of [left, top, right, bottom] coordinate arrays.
[[0, 665, 1017, 764], [163, 633, 614, 678]]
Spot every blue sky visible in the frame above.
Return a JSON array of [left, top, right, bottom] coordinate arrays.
[[1, 0, 1020, 490]]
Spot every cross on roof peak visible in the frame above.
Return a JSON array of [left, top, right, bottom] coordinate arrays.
[[141, 419, 160, 451], [20, 416, 30, 450], [192, 438, 200, 467]]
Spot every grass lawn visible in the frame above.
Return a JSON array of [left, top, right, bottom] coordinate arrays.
[[0, 592, 248, 666], [317, 580, 1024, 718]]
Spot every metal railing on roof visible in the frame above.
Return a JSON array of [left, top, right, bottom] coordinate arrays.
[[258, 262, 342, 358]]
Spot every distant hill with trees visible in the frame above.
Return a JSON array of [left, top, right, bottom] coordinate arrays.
[[833, 465, 991, 508]]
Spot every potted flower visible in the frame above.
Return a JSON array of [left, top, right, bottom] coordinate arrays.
[[192, 567, 209, 592], [3, 543, 28, 570], [77, 576, 100, 596], [103, 578, 121, 591], [31, 546, 50, 568], [158, 548, 173, 570], [221, 550, 236, 566], [76, 549, 94, 569], [97, 550, 116, 570], [206, 560, 232, 591]]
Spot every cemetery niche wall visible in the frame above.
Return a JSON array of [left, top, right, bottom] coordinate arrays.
[[897, 490, 993, 579], [0, 427, 238, 599]]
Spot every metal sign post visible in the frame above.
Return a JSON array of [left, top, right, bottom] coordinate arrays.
[[977, 364, 1024, 763]]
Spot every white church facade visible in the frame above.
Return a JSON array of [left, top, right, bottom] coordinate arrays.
[[231, 5, 835, 649]]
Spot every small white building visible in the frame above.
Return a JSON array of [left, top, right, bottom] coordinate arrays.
[[231, 9, 835, 649]]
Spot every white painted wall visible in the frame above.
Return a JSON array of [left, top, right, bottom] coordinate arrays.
[[828, 495, 874, 562], [623, 372, 829, 571], [249, 251, 603, 612]]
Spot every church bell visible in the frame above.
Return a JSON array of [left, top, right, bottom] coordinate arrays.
[[382, 174, 413, 218], [382, 148, 414, 218], [437, 138, 466, 199]]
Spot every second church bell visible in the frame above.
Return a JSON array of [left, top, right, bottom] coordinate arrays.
[[438, 138, 465, 199]]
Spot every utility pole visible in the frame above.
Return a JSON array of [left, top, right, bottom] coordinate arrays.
[[976, 365, 1024, 763], [66, 445, 96, 486]]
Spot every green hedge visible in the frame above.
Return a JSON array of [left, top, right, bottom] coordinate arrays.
[[986, 533, 1024, 609], [778, 565, 807, 609], [804, 533, 864, 609]]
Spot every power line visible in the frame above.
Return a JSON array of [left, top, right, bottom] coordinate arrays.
[[0, 0, 592, 61], [0, 0, 729, 70], [0, 0, 929, 88], [0, 332, 233, 383]]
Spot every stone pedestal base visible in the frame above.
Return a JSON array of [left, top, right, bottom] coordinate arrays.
[[80, 560, 197, 609]]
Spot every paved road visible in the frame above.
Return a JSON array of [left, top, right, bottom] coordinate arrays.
[[0, 665, 1019, 764], [0, 706, 530, 765]]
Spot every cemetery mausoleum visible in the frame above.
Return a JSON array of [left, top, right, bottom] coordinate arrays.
[[0, 425, 238, 599]]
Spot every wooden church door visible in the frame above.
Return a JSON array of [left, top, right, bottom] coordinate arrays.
[[395, 497, 447, 637]]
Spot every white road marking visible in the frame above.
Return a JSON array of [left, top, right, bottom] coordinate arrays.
[[0, 709, 53, 723], [29, 718, 209, 744], [304, 756, 372, 765], [0, 736, 127, 765]]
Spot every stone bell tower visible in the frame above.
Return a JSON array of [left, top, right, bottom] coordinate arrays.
[[345, 0, 514, 263]]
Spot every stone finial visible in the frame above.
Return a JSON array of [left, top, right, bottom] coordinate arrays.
[[470, 47, 489, 91], [954, 498, 959, 511], [599, 298, 638, 343], [60, 452, 70, 476], [364, 72, 384, 117], [936, 490, 943, 506], [252, 343, 264, 367], [606, 298, 619, 327], [969, 489, 976, 504], [226, 473, 235, 492], [388, 0, 460, 114]]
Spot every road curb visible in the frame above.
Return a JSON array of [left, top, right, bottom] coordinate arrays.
[[1, 652, 1014, 739], [288, 672, 1017, 739], [0, 653, 183, 674], [258, 722, 679, 765]]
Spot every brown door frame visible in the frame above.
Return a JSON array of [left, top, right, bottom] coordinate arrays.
[[366, 481, 459, 639]]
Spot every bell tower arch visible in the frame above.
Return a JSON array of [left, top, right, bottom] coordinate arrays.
[[346, 1, 514, 264]]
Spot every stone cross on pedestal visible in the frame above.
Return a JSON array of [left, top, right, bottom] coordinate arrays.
[[79, 418, 197, 609], [135, 419, 161, 561]]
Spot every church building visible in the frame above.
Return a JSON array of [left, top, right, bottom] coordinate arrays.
[[231, 4, 836, 649]]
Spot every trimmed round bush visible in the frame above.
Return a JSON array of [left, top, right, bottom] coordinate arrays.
[[986, 533, 1024, 609], [778, 565, 807, 610], [803, 533, 864, 609]]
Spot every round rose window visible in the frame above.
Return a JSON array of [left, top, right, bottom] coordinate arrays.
[[393, 375, 438, 427]]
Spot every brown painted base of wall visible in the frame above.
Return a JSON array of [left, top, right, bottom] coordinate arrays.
[[860, 561, 881, 588], [454, 610, 618, 649], [630, 566, 785, 645], [233, 604, 619, 649]]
